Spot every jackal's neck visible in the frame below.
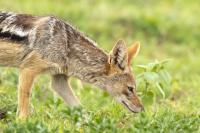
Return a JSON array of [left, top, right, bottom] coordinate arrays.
[[68, 35, 109, 85]]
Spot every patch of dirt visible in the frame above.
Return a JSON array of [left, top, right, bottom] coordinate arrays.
[[0, 108, 7, 120], [170, 90, 186, 101]]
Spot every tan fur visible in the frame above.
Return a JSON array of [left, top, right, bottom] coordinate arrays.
[[34, 17, 50, 25], [17, 68, 37, 118], [128, 42, 140, 65], [0, 40, 24, 66]]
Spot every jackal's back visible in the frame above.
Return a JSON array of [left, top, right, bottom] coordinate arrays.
[[0, 11, 37, 44]]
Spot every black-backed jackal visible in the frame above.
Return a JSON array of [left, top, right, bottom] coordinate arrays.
[[0, 11, 143, 119]]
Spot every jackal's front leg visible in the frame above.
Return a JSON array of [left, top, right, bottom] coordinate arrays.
[[52, 74, 81, 107], [17, 69, 37, 119]]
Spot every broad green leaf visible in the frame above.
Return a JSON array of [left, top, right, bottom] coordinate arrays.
[[159, 70, 172, 86], [143, 72, 159, 83], [142, 91, 155, 106]]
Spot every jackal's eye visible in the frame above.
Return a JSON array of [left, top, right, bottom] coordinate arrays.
[[127, 86, 133, 92]]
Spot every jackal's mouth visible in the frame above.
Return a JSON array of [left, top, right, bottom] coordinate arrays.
[[122, 101, 139, 113]]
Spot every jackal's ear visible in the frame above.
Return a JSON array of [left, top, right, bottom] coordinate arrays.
[[109, 40, 128, 71], [127, 41, 140, 65]]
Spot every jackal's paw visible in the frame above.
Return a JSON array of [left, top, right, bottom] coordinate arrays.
[[16, 114, 29, 120], [68, 101, 82, 110], [16, 110, 29, 120], [67, 99, 82, 107], [69, 103, 82, 109]]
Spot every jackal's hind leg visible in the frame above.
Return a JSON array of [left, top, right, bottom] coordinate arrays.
[[51, 74, 81, 107]]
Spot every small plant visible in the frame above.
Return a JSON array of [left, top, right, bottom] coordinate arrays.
[[136, 59, 172, 106]]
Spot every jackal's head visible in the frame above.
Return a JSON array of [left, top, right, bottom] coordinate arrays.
[[103, 40, 143, 113]]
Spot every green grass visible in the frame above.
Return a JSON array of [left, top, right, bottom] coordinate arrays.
[[0, 0, 200, 132]]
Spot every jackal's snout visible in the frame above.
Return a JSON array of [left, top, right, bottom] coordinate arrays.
[[125, 94, 144, 113]]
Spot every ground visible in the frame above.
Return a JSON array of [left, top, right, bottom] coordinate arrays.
[[0, 0, 200, 132]]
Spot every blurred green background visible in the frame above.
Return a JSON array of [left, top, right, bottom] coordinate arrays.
[[0, 0, 200, 132]]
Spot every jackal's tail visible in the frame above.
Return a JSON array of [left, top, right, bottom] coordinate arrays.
[[0, 11, 37, 43]]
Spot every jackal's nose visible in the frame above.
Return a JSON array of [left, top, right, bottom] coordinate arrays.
[[134, 104, 144, 113], [130, 104, 144, 113]]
